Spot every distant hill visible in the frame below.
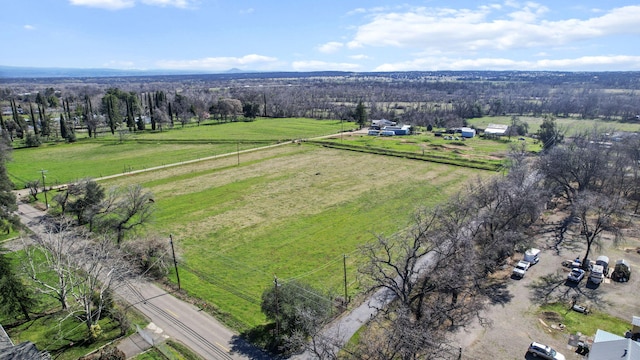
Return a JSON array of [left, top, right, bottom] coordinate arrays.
[[0, 65, 222, 78]]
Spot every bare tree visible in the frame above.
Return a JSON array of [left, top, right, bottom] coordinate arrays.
[[25, 179, 40, 201], [24, 218, 78, 310], [71, 235, 129, 337], [359, 199, 486, 357], [537, 128, 616, 202], [571, 191, 626, 267], [96, 185, 155, 246]]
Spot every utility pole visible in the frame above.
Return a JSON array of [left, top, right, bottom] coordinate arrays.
[[39, 169, 48, 209], [343, 254, 348, 305], [170, 234, 181, 290]]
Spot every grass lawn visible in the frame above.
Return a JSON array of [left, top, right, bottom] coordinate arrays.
[[125, 117, 356, 141], [538, 303, 630, 337], [467, 116, 640, 135], [7, 312, 123, 360], [6, 118, 356, 188], [101, 143, 490, 330]]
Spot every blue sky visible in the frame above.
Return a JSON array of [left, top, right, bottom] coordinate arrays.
[[2, 0, 640, 72]]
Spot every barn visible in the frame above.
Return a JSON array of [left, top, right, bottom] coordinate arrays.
[[484, 124, 509, 136]]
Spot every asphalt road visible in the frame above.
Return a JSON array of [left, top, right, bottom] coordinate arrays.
[[14, 201, 267, 360]]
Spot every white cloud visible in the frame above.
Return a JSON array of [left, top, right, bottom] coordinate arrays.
[[347, 4, 640, 53], [239, 7, 254, 14], [142, 0, 192, 8], [69, 0, 195, 10], [23, 25, 36, 30], [69, 0, 135, 10], [374, 55, 640, 71], [349, 54, 369, 60], [157, 54, 278, 70], [317, 42, 343, 54], [292, 61, 361, 71]]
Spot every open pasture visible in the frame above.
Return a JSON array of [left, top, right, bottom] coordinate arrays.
[[467, 116, 640, 135], [322, 131, 526, 160], [101, 143, 488, 329], [7, 118, 354, 188]]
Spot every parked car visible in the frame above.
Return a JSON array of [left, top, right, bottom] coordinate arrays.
[[527, 342, 566, 360], [512, 260, 531, 278], [567, 268, 585, 282]]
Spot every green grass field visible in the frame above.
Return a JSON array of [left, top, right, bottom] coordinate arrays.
[[7, 118, 355, 188], [101, 143, 489, 329], [8, 117, 494, 330], [467, 116, 640, 135]]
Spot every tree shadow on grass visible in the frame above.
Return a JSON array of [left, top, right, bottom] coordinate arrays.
[[528, 271, 609, 309]]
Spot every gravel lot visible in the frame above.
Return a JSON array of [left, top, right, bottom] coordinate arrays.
[[455, 211, 640, 360]]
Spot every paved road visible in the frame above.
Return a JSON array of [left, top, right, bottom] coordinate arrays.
[[293, 251, 437, 359], [14, 202, 267, 360]]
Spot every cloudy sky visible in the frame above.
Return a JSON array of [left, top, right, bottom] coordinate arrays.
[[2, 0, 640, 72]]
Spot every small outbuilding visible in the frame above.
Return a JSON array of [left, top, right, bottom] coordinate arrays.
[[461, 127, 476, 138]]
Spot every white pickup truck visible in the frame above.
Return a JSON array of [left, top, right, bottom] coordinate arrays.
[[512, 260, 531, 278]]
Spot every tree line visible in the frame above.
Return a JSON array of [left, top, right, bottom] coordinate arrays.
[[2, 71, 640, 146]]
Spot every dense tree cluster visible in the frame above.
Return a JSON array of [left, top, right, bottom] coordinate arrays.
[[2, 71, 640, 146]]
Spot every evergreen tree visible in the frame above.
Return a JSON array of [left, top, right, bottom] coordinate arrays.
[[38, 104, 51, 138], [148, 93, 156, 131], [168, 102, 174, 127], [59, 113, 68, 140], [0, 134, 19, 234], [354, 100, 368, 129], [0, 246, 37, 320], [29, 103, 39, 136], [537, 116, 564, 150]]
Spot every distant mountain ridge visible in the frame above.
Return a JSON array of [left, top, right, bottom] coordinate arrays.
[[0, 65, 246, 78]]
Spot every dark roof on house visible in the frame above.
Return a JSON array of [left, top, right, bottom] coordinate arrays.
[[0, 341, 50, 360], [0, 325, 50, 360]]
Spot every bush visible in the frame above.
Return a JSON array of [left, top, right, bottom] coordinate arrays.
[[25, 133, 41, 147]]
